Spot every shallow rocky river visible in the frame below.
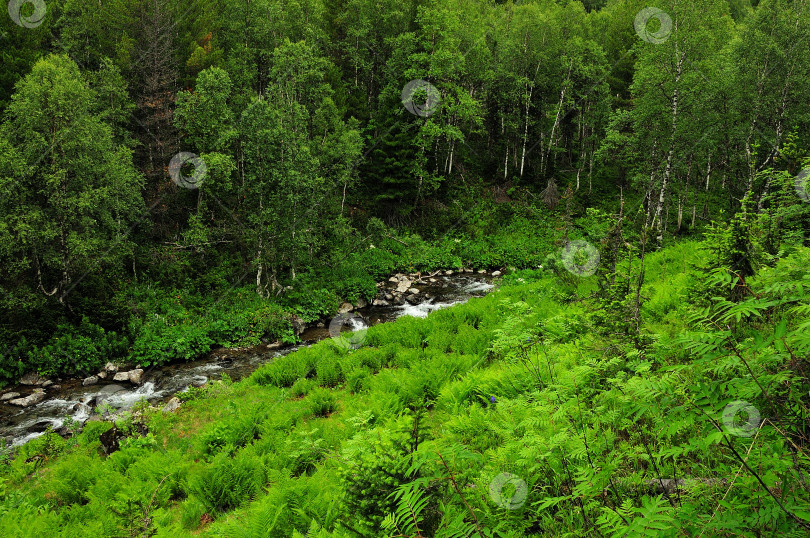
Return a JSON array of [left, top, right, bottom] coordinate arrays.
[[0, 272, 496, 450]]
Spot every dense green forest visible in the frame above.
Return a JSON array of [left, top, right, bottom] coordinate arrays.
[[1, 0, 810, 535]]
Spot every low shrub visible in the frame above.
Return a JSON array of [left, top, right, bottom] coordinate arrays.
[[11, 318, 129, 380], [128, 291, 294, 368], [346, 368, 371, 394], [252, 356, 307, 387], [285, 429, 328, 476], [316, 355, 344, 387], [337, 414, 415, 534], [180, 495, 208, 530], [290, 377, 316, 398], [199, 405, 265, 456], [188, 448, 264, 515], [308, 388, 337, 417], [49, 454, 100, 505]]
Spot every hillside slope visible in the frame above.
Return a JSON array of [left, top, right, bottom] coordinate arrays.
[[1, 241, 809, 537]]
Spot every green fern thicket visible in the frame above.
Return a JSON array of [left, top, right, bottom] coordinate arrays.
[[0, 233, 809, 537]]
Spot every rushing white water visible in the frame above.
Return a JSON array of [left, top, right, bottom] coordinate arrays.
[[4, 398, 93, 449], [346, 317, 368, 331], [463, 280, 495, 294], [395, 279, 493, 319], [396, 298, 461, 318], [102, 382, 164, 408]]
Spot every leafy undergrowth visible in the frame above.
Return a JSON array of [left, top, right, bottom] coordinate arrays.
[[1, 241, 809, 537]]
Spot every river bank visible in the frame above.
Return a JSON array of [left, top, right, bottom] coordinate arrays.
[[0, 271, 498, 450]]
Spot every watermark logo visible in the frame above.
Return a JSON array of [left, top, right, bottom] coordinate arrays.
[[722, 400, 760, 438], [561, 240, 600, 277], [401, 79, 440, 118], [489, 472, 527, 510], [794, 167, 809, 202], [328, 313, 367, 350], [169, 152, 207, 189], [8, 0, 46, 28], [634, 7, 672, 44]]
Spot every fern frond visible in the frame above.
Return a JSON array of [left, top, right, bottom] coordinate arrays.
[[383, 481, 429, 538]]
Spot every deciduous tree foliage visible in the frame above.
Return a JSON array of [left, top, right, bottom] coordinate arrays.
[[0, 55, 143, 330]]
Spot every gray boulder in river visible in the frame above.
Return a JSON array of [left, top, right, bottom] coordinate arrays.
[[94, 384, 126, 408], [8, 389, 46, 407]]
